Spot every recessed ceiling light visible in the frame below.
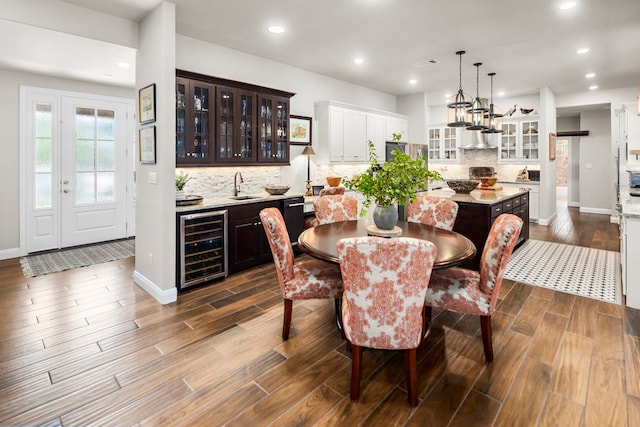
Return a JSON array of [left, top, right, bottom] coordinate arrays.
[[577, 47, 590, 54], [267, 25, 285, 34], [101, 73, 112, 78], [354, 57, 364, 65], [116, 62, 130, 69], [444, 93, 452, 98], [409, 79, 417, 84], [559, 1, 577, 10], [585, 72, 596, 78], [589, 85, 599, 90], [497, 91, 506, 97]]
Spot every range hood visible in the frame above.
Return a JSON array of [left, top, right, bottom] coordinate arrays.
[[461, 131, 498, 150]]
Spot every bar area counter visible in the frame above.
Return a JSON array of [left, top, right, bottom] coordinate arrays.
[[421, 187, 530, 270]]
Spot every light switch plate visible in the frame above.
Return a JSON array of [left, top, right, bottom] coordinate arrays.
[[148, 171, 157, 184]]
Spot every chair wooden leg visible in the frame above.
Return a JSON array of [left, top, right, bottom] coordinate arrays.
[[480, 315, 493, 363], [350, 344, 363, 402], [404, 348, 418, 406], [282, 299, 293, 340]]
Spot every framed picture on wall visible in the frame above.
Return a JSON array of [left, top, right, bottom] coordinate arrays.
[[549, 132, 556, 161], [290, 115, 312, 145], [139, 83, 156, 124], [139, 126, 156, 164]]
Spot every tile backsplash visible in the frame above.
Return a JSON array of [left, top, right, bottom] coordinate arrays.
[[177, 166, 282, 198]]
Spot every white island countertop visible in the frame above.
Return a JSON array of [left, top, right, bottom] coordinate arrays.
[[620, 194, 640, 218], [424, 187, 529, 205]]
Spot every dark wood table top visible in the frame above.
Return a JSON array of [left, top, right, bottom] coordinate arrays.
[[298, 220, 477, 269]]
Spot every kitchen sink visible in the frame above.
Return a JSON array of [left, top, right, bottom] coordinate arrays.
[[229, 195, 260, 200]]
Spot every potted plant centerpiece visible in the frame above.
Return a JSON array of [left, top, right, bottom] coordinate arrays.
[[344, 141, 443, 230], [175, 171, 192, 200]]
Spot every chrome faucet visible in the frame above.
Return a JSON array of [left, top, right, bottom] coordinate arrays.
[[233, 171, 244, 196]]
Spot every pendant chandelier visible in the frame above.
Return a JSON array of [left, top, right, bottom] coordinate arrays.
[[447, 51, 472, 127], [481, 72, 503, 134], [466, 62, 488, 130]]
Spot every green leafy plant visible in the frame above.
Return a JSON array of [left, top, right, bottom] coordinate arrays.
[[175, 171, 192, 191], [343, 141, 443, 216], [392, 132, 402, 141]]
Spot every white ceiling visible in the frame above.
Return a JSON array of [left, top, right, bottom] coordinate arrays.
[[5, 0, 640, 106]]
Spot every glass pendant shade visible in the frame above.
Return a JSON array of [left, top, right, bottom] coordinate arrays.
[[467, 63, 488, 130], [481, 72, 504, 134], [447, 51, 472, 127]]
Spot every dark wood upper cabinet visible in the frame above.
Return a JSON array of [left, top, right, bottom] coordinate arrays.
[[176, 70, 295, 167], [176, 77, 214, 164]]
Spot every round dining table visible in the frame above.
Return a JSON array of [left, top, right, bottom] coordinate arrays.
[[298, 220, 477, 269]]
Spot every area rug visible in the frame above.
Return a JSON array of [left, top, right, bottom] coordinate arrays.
[[504, 239, 620, 304], [20, 239, 135, 277]]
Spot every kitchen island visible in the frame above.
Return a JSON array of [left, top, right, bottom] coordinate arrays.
[[423, 187, 529, 270]]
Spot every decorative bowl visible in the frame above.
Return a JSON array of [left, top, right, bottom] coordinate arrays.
[[446, 179, 480, 194], [263, 185, 290, 195], [326, 176, 342, 187], [479, 177, 497, 187]]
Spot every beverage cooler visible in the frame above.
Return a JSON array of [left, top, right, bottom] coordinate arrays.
[[177, 210, 228, 291]]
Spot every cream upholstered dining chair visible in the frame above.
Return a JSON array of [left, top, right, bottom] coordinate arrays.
[[313, 194, 358, 225], [319, 186, 346, 196], [425, 213, 523, 362], [259, 208, 343, 340], [337, 236, 438, 406], [406, 195, 459, 231]]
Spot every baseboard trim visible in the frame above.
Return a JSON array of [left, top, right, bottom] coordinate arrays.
[[0, 247, 21, 261], [579, 207, 611, 215], [538, 211, 557, 226], [132, 270, 177, 305], [568, 201, 580, 208], [610, 215, 620, 224]]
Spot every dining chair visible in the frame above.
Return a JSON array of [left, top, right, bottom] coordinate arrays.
[[313, 194, 358, 225], [319, 186, 346, 196], [337, 236, 438, 406], [259, 207, 343, 340], [425, 213, 523, 362], [406, 195, 459, 231]]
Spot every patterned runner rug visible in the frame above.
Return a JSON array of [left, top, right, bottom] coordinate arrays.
[[20, 239, 135, 277], [504, 239, 620, 304]]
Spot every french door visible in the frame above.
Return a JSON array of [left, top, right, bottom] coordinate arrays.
[[22, 88, 134, 253]]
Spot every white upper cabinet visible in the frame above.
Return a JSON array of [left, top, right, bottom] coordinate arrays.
[[427, 125, 459, 163], [499, 117, 539, 162], [315, 101, 408, 164], [386, 117, 409, 142], [366, 113, 386, 162]]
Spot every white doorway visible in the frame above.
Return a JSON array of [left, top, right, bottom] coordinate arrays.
[[20, 87, 135, 254]]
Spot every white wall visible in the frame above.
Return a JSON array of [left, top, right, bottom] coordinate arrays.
[[398, 93, 427, 144], [538, 87, 557, 224], [132, 2, 177, 304], [557, 116, 581, 205], [579, 109, 612, 213], [0, 69, 134, 256]]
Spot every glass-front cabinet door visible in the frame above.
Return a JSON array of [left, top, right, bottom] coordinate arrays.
[[176, 78, 213, 165], [500, 122, 517, 160], [428, 128, 441, 160], [216, 86, 256, 163], [258, 94, 289, 163], [427, 126, 458, 163], [499, 119, 539, 162], [521, 120, 539, 160]]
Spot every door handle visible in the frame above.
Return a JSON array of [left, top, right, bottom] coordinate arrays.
[[287, 203, 305, 207], [63, 189, 70, 193], [62, 180, 69, 185]]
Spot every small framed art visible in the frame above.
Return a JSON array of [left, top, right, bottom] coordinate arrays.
[[290, 115, 312, 145], [139, 83, 156, 125], [139, 126, 156, 164], [549, 132, 556, 161]]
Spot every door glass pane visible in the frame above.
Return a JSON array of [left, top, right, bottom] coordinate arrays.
[[35, 105, 52, 138], [97, 140, 114, 171], [75, 172, 95, 204], [97, 109, 115, 139], [76, 139, 95, 171], [35, 173, 51, 208], [76, 107, 95, 139], [35, 138, 52, 173], [96, 172, 115, 202]]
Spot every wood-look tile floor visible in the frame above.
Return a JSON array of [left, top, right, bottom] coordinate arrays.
[[1, 204, 636, 426]]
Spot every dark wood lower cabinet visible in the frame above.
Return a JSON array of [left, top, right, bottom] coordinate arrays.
[[227, 200, 280, 274], [453, 191, 529, 271]]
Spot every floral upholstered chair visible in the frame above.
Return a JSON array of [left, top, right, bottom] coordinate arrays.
[[406, 195, 459, 231], [313, 195, 358, 225], [337, 236, 438, 406], [319, 186, 346, 196], [425, 213, 523, 362], [260, 208, 343, 340]]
